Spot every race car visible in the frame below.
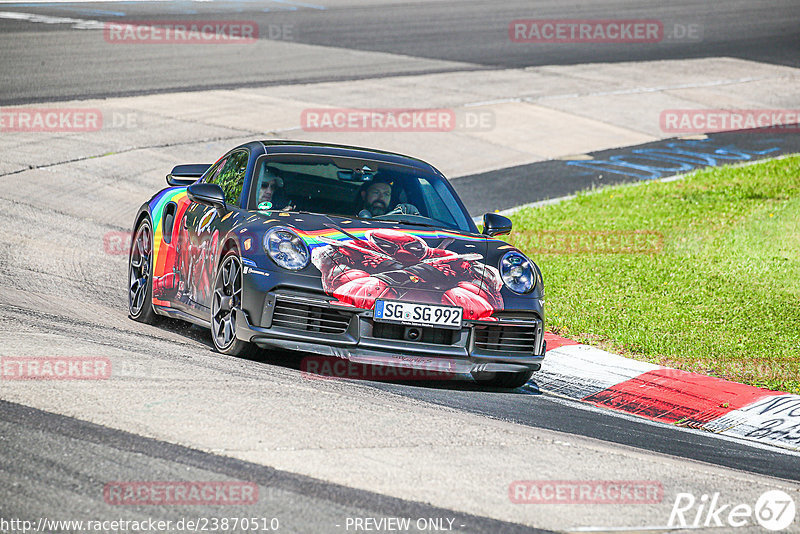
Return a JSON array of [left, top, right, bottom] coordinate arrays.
[[128, 140, 545, 387]]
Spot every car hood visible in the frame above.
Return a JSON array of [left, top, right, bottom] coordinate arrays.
[[253, 213, 509, 321]]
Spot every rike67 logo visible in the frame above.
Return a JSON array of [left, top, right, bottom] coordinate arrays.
[[669, 490, 796, 531]]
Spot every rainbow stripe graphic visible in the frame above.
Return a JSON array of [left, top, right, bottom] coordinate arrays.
[[149, 187, 190, 304], [292, 226, 486, 250]]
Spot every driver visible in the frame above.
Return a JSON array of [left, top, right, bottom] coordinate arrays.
[[258, 169, 293, 211], [357, 178, 419, 218]]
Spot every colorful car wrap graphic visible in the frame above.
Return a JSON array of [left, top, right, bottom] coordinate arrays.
[[146, 191, 510, 321], [308, 228, 503, 321], [149, 187, 195, 306]]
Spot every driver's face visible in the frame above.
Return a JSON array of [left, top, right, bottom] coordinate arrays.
[[364, 183, 392, 215], [260, 178, 279, 202]]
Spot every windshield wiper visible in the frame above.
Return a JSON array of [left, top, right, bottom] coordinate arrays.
[[373, 216, 454, 229], [390, 219, 440, 228]]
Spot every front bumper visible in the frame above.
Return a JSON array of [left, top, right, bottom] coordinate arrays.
[[234, 290, 545, 375]]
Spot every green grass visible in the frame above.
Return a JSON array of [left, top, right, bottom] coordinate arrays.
[[507, 155, 800, 394]]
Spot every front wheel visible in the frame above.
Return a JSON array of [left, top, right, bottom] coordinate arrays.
[[472, 370, 534, 389], [211, 250, 257, 357]]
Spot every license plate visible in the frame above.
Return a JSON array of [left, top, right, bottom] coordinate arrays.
[[373, 300, 462, 329]]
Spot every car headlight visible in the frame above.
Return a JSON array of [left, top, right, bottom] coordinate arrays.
[[263, 227, 309, 271], [500, 251, 535, 294]]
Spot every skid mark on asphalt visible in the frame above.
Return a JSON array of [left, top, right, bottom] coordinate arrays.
[[564, 137, 781, 181], [454, 130, 800, 216]]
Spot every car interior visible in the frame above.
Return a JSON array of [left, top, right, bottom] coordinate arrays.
[[252, 156, 466, 231]]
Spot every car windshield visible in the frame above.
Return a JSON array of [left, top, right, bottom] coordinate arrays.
[[252, 154, 476, 233]]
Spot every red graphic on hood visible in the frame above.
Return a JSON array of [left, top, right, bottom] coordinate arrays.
[[311, 229, 503, 321]]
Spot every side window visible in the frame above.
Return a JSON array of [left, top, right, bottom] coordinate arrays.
[[418, 177, 457, 227], [204, 157, 227, 184], [207, 151, 248, 206]]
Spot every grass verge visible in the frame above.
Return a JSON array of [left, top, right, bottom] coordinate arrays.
[[508, 155, 800, 394]]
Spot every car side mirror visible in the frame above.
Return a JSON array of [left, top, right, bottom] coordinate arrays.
[[482, 212, 512, 237], [187, 183, 227, 212]]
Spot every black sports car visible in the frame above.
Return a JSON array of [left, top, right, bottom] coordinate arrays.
[[128, 141, 545, 387]]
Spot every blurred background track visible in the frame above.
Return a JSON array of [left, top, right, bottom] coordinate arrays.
[[0, 0, 798, 104]]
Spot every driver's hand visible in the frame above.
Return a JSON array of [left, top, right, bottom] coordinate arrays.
[[387, 203, 419, 216]]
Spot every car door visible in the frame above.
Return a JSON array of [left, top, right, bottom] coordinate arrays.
[[178, 149, 249, 316]]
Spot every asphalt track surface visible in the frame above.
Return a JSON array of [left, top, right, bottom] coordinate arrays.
[[0, 399, 548, 534], [367, 380, 800, 482], [0, 0, 798, 104], [2, 1, 800, 532]]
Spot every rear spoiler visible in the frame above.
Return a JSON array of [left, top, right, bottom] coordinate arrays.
[[166, 164, 211, 186]]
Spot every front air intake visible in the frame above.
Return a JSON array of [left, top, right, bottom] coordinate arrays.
[[474, 322, 542, 355], [271, 298, 352, 334]]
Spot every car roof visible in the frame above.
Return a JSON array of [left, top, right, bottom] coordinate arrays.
[[257, 140, 441, 175]]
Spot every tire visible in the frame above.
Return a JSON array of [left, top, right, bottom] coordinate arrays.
[[472, 370, 534, 389], [211, 249, 258, 357], [128, 217, 159, 324]]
